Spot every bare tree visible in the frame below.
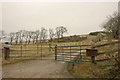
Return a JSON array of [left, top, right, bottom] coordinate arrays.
[[55, 27, 61, 39], [39, 27, 47, 42], [9, 32, 15, 44], [19, 30, 26, 44], [24, 31, 29, 44], [60, 26, 67, 38], [55, 26, 67, 38], [102, 12, 120, 78], [49, 28, 54, 42], [27, 31, 34, 44], [15, 32, 19, 44], [14, 30, 26, 44], [0, 30, 7, 42], [35, 30, 40, 43], [31, 32, 36, 44], [102, 12, 119, 39]]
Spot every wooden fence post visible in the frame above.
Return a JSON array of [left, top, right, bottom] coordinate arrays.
[[4, 48, 10, 60], [3, 42, 12, 60], [86, 48, 97, 64], [91, 47, 97, 64], [55, 45, 57, 60]]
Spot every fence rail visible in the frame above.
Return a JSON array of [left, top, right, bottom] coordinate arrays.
[[92, 41, 120, 48], [88, 41, 120, 63], [97, 49, 119, 56]]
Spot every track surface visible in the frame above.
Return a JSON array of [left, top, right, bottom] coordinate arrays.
[[2, 55, 73, 78]]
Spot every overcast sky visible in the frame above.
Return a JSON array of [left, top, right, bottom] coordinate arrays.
[[1, 2, 118, 36]]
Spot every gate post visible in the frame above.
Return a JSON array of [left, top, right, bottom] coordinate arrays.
[[3, 42, 11, 60], [4, 48, 10, 60], [55, 45, 57, 60], [86, 48, 98, 64]]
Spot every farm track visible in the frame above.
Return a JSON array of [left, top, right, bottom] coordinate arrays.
[[2, 55, 73, 78]]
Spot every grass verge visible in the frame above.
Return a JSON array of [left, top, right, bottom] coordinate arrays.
[[2, 52, 54, 66]]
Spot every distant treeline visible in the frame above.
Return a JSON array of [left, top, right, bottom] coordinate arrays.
[[0, 26, 68, 44]]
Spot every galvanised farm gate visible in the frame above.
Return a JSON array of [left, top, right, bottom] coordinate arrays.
[[2, 43, 55, 60], [54, 45, 93, 63]]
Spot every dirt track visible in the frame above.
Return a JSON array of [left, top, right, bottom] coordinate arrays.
[[2, 55, 73, 78]]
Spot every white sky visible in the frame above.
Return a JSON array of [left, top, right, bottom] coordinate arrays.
[[1, 2, 118, 36]]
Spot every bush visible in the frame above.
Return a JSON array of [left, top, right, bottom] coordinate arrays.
[[89, 31, 106, 35]]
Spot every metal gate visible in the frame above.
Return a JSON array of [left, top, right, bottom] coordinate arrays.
[[2, 43, 55, 61], [55, 45, 93, 63]]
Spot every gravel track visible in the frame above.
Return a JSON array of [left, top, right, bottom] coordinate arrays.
[[2, 55, 73, 78]]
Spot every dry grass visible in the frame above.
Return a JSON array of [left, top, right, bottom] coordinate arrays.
[[67, 39, 119, 78]]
